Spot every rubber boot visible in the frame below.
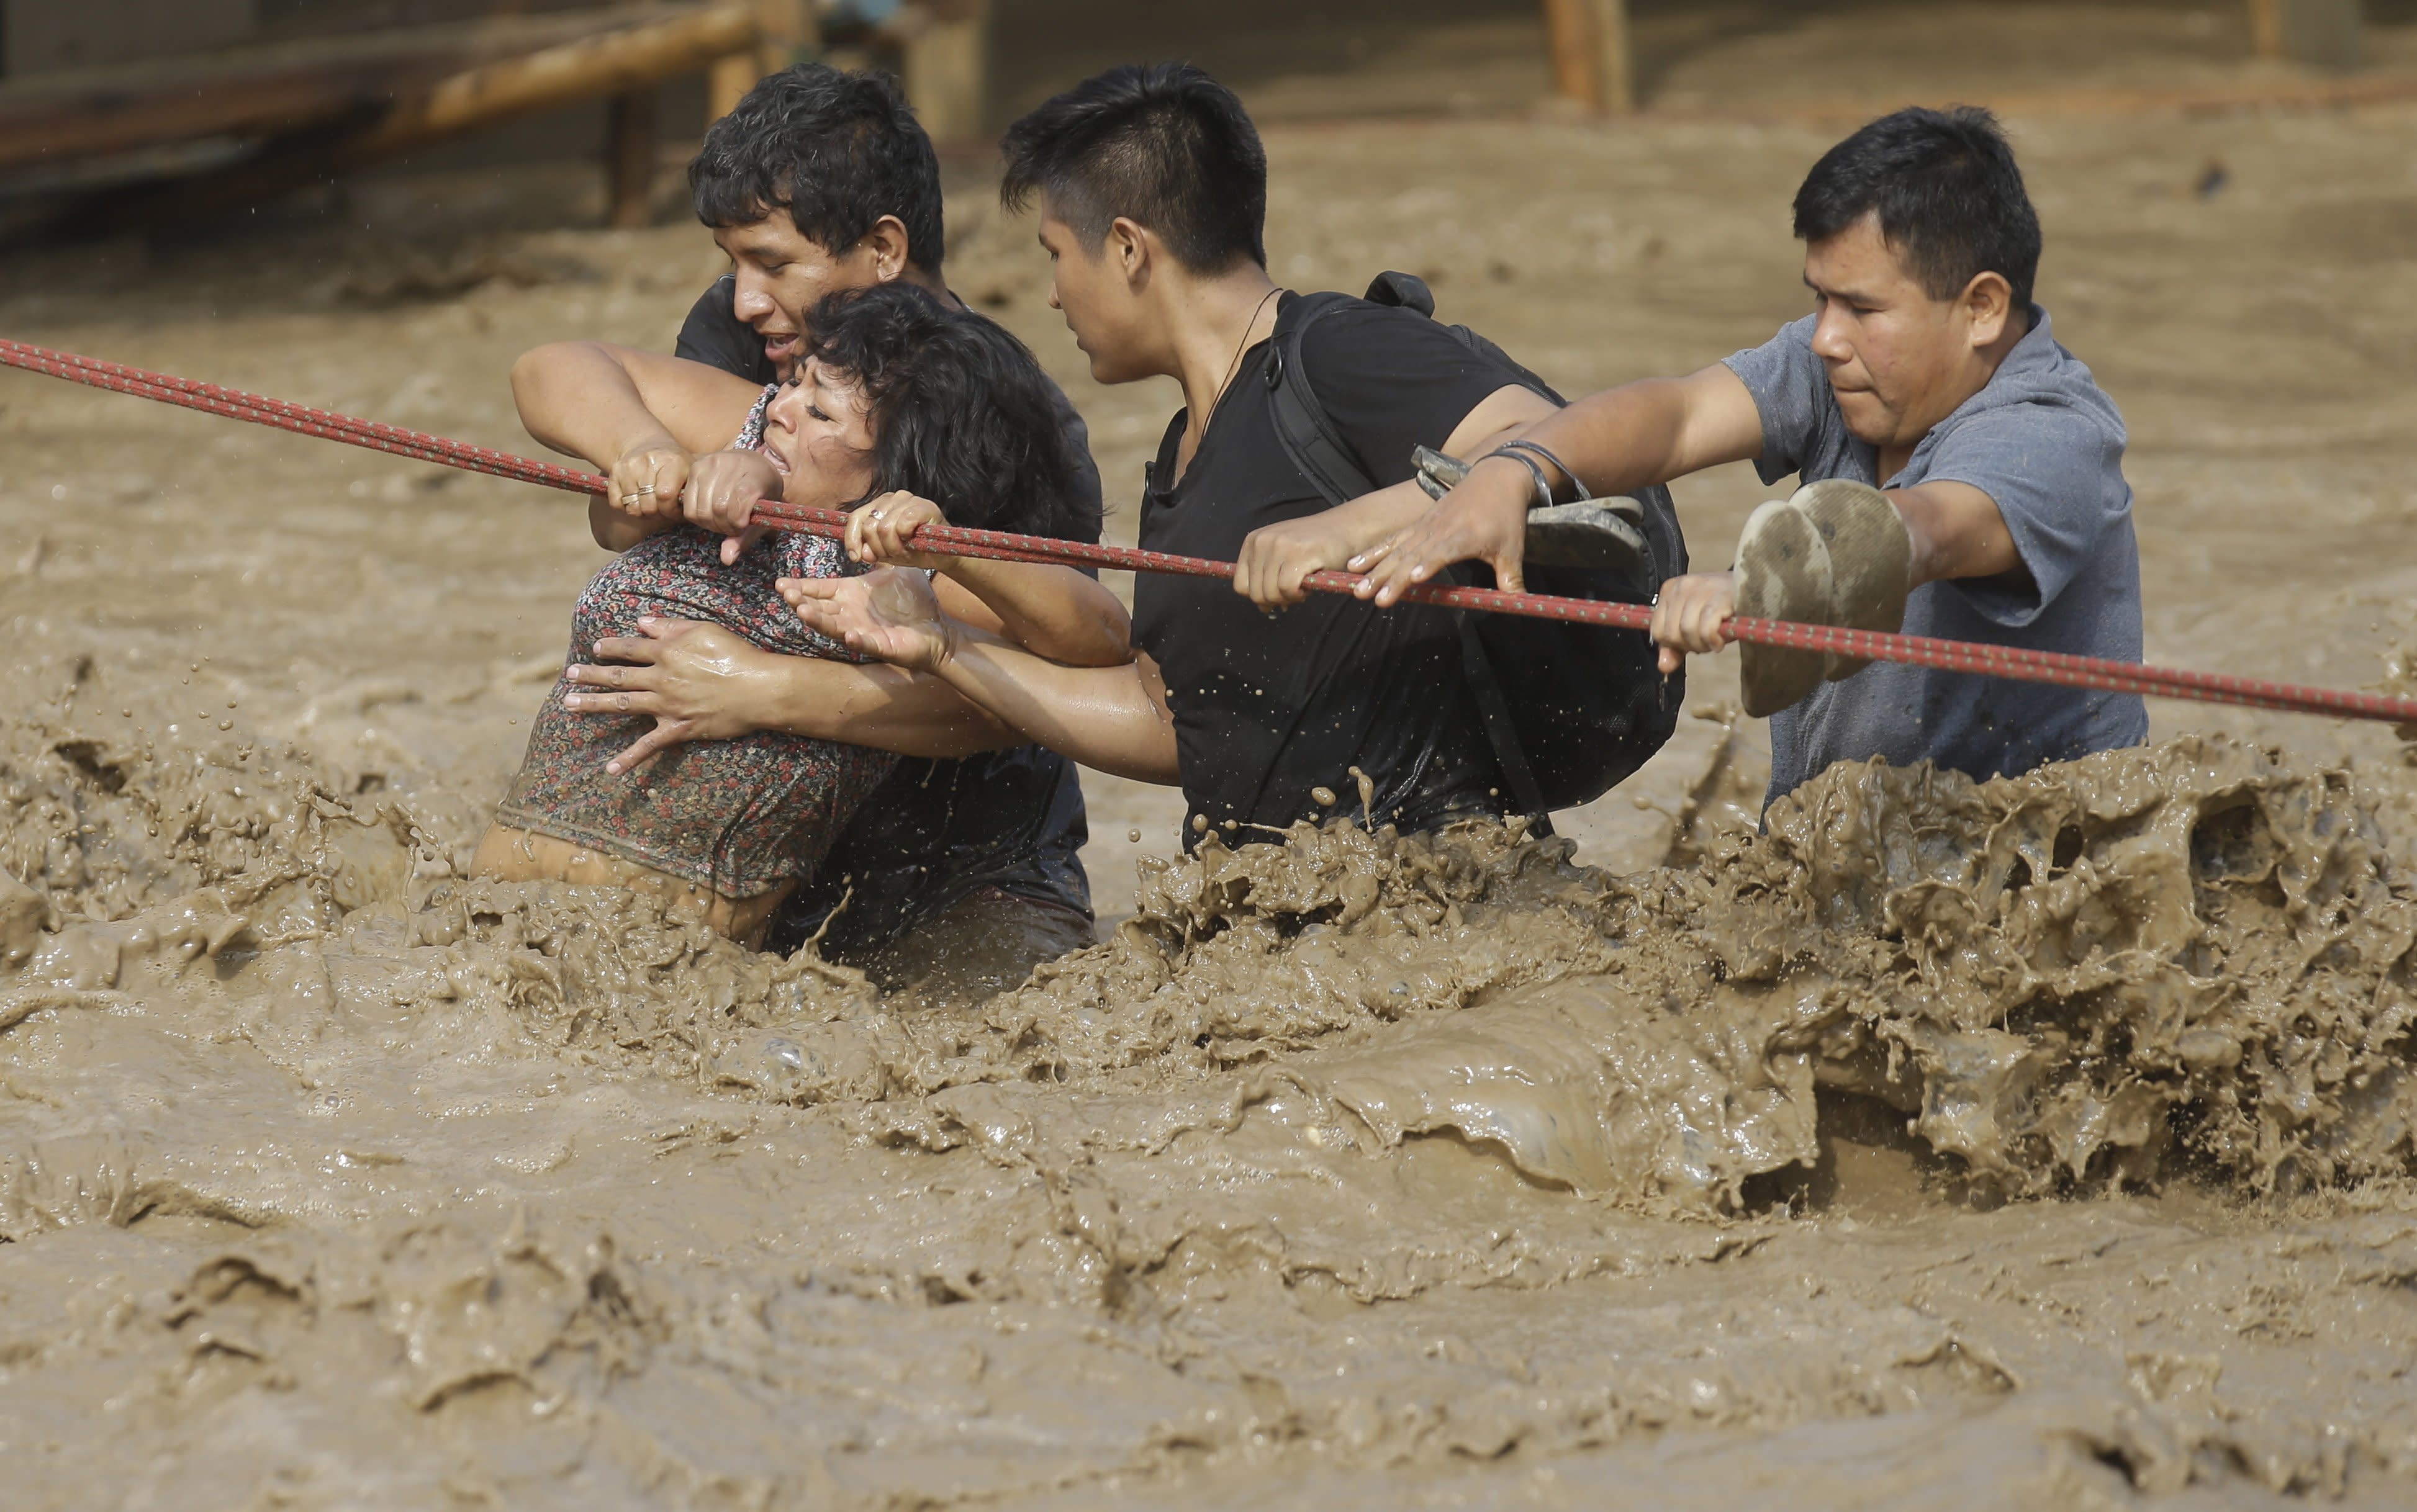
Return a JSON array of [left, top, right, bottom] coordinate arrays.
[[1730, 480, 1912, 716], [1731, 495, 1833, 717], [1793, 479, 1912, 682]]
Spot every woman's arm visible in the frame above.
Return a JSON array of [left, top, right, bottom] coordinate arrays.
[[510, 342, 768, 549], [848, 494, 1134, 667]]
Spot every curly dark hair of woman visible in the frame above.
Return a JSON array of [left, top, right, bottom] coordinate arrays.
[[800, 284, 1088, 542]]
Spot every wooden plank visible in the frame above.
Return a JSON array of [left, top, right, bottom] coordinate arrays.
[[2252, 0, 2362, 67], [43, 4, 761, 235], [708, 52, 759, 121], [1538, 0, 1633, 115], [0, 47, 473, 174], [752, 0, 816, 76], [1538, 0, 1597, 106], [1589, 0, 1633, 116], [2, 0, 256, 79], [2251, 0, 2287, 56], [904, 0, 990, 143], [706, 2, 817, 124], [344, 3, 756, 156], [605, 88, 658, 228], [0, 6, 700, 178]]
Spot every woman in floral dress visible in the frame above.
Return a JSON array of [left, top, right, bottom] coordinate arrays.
[[472, 284, 1111, 945]]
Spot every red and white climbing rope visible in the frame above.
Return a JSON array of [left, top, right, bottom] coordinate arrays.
[[7, 335, 2415, 727]]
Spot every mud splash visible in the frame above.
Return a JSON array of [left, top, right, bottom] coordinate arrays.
[[5, 686, 2417, 1504]]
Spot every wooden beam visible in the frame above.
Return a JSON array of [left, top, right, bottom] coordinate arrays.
[[904, 0, 991, 143], [0, 47, 468, 176], [2250, 0, 2287, 56], [55, 5, 761, 236], [707, 2, 820, 125], [1589, 0, 1634, 116], [753, 0, 816, 76], [1538, 0, 1634, 115], [604, 88, 658, 228], [2252, 0, 2361, 69], [708, 51, 759, 122], [343, 2, 757, 158], [1539, 0, 1597, 106]]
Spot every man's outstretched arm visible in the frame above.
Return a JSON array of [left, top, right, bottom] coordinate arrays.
[[1648, 479, 2022, 672], [1230, 380, 1559, 610], [562, 619, 1019, 773], [782, 569, 1180, 785], [1352, 363, 1765, 603], [510, 341, 766, 551]]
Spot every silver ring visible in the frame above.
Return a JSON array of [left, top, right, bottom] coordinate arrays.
[[635, 484, 656, 495], [618, 493, 639, 505]]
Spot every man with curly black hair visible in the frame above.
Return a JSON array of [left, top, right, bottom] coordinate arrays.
[[546, 64, 1116, 996]]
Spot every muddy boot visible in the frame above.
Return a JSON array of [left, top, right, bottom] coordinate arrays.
[[1731, 481, 1912, 717], [1524, 497, 1649, 577], [1794, 479, 1912, 682], [1732, 495, 1835, 716], [1412, 446, 1650, 582]]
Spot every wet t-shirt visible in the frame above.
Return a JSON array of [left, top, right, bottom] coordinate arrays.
[[1724, 304, 2149, 806], [677, 276, 1105, 952], [1134, 292, 1531, 841]]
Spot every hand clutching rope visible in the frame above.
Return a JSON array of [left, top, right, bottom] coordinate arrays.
[[6, 335, 2416, 729]]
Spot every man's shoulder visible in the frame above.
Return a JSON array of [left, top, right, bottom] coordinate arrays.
[[1722, 312, 1820, 375], [1963, 307, 2125, 439], [1288, 292, 1486, 371], [677, 276, 775, 384]]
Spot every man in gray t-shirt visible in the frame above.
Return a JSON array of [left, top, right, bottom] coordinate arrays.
[[1723, 304, 2145, 798], [1356, 105, 2146, 806]]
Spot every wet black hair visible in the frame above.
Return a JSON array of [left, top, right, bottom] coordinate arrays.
[[998, 63, 1267, 273], [689, 63, 944, 274], [1792, 106, 2041, 310], [802, 284, 1090, 541]]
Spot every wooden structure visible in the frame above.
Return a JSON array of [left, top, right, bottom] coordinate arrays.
[[0, 0, 2383, 240], [1540, 0, 2367, 119], [0, 2, 811, 235], [1540, 0, 1632, 117], [2251, 0, 2363, 69]]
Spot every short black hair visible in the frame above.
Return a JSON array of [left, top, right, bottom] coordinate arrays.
[[690, 63, 944, 274], [998, 63, 1267, 273], [804, 284, 1090, 541], [1792, 106, 2041, 310]]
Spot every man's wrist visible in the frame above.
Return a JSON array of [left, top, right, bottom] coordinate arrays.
[[718, 646, 793, 735], [1466, 452, 1540, 509]]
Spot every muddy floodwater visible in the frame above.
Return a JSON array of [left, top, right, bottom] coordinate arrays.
[[4, 98, 2417, 1509]]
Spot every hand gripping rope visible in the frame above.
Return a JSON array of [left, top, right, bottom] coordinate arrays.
[[7, 335, 2417, 729]]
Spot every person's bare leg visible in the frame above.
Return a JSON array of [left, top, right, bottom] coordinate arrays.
[[471, 824, 795, 948]]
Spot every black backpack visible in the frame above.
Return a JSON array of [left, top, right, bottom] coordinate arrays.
[[1265, 272, 1686, 828]]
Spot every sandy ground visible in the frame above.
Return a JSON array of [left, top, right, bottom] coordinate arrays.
[[4, 27, 2417, 1508]]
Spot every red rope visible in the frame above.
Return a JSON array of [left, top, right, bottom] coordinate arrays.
[[8, 335, 2416, 728]]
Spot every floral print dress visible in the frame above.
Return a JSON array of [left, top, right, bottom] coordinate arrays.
[[494, 388, 897, 898]]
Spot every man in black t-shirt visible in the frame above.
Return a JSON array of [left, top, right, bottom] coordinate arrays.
[[788, 65, 1560, 842], [554, 65, 1111, 992]]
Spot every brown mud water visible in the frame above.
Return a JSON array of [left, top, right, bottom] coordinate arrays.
[[2, 685, 2414, 1506], [7, 82, 2417, 1510]]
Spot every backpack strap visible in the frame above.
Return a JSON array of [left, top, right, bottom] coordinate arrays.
[[1262, 279, 1557, 835], [1265, 290, 1380, 504]]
